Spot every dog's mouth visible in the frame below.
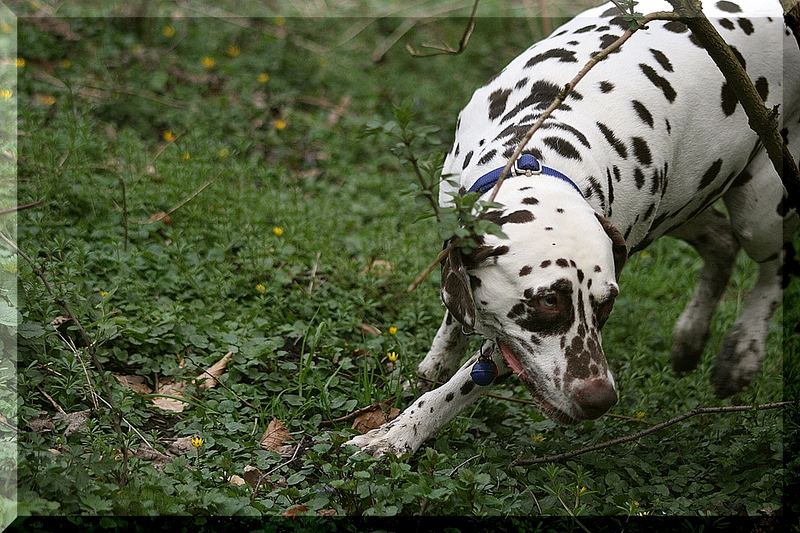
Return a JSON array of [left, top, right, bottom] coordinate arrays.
[[497, 340, 579, 425]]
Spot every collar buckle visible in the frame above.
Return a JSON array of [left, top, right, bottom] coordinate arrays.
[[513, 153, 542, 177]]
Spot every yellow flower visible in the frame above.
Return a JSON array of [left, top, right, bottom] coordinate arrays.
[[274, 16, 286, 26], [162, 25, 176, 38], [0, 89, 12, 101], [272, 226, 284, 237], [387, 351, 398, 363], [15, 57, 25, 68], [217, 147, 230, 159], [181, 151, 190, 161], [191, 436, 204, 448], [273, 118, 287, 130], [257, 72, 270, 84], [531, 433, 546, 443], [226, 44, 241, 57], [256, 283, 267, 294], [634, 410, 646, 419], [201, 56, 216, 70], [99, 290, 109, 298], [0, 23, 12, 34], [162, 130, 176, 142], [35, 94, 56, 106], [578, 485, 588, 496], [59, 59, 72, 69], [388, 326, 398, 335]]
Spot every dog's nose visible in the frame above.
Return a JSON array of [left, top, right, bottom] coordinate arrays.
[[573, 378, 617, 419]]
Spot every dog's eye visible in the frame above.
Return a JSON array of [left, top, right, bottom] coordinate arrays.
[[539, 293, 560, 311]]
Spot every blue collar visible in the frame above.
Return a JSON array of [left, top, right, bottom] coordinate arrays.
[[467, 153, 583, 196]]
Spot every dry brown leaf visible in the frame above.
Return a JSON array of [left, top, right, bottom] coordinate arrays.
[[351, 406, 400, 434], [282, 504, 308, 517], [27, 414, 55, 433], [168, 436, 195, 455], [359, 323, 381, 336], [317, 508, 337, 516], [228, 474, 246, 486], [259, 418, 292, 452], [151, 381, 186, 413], [242, 465, 263, 489], [195, 351, 233, 390], [115, 374, 153, 394], [54, 409, 91, 436], [147, 211, 172, 225], [134, 444, 172, 470]]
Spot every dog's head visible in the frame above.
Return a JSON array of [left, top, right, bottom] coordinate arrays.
[[441, 180, 627, 423]]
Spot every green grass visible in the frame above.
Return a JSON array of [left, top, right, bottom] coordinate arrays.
[[10, 13, 792, 517]]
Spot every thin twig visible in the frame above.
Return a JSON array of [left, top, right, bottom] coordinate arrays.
[[407, 241, 454, 292], [449, 453, 481, 477], [95, 394, 156, 452], [151, 130, 185, 163], [487, 10, 679, 204], [134, 172, 220, 224], [373, 18, 419, 63], [513, 401, 794, 466], [319, 398, 395, 426], [308, 251, 321, 294], [0, 200, 44, 216], [406, 0, 479, 57], [37, 386, 66, 415], [252, 436, 305, 499]]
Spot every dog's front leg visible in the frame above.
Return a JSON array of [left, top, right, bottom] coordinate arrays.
[[345, 341, 509, 457]]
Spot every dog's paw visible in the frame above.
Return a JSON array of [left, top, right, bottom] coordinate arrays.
[[711, 325, 764, 398], [344, 426, 409, 458]]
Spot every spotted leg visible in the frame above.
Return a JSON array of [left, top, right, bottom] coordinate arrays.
[[714, 142, 798, 397], [668, 208, 740, 373], [416, 311, 471, 390], [345, 341, 508, 457]]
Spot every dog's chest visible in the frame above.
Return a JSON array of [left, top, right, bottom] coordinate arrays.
[[442, 0, 796, 251]]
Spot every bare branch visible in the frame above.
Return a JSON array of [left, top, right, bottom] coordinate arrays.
[[513, 401, 794, 466], [406, 0, 479, 57]]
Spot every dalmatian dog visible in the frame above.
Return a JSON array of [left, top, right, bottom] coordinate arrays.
[[347, 0, 799, 456]]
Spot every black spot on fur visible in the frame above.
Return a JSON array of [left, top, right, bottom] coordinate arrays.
[[522, 196, 539, 205], [699, 159, 723, 189], [502, 81, 570, 123], [632, 137, 653, 166], [719, 18, 735, 30], [634, 167, 645, 189], [599, 34, 622, 53], [445, 392, 454, 402], [515, 77, 529, 89], [594, 265, 602, 272], [737, 18, 754, 35], [586, 176, 606, 211], [640, 63, 677, 102], [597, 122, 628, 158], [689, 32, 703, 48], [608, 17, 629, 31], [730, 46, 746, 69], [650, 49, 674, 72], [577, 269, 584, 283], [665, 118, 672, 134], [462, 150, 474, 169], [460, 381, 475, 395], [664, 20, 688, 33], [612, 165, 622, 182], [567, 40, 579, 46], [716, 1, 742, 13], [541, 260, 552, 268], [721, 82, 737, 116], [525, 48, 577, 68], [540, 122, 592, 148], [478, 149, 498, 166], [600, 6, 622, 17], [595, 25, 610, 32], [599, 80, 615, 93], [575, 24, 596, 33], [650, 167, 661, 195], [644, 203, 656, 220], [488, 89, 512, 120], [520, 265, 532, 276], [556, 258, 569, 267], [543, 136, 581, 160], [483, 210, 534, 226], [756, 77, 769, 101], [557, 208, 564, 213], [545, 227, 553, 231], [632, 100, 654, 128]]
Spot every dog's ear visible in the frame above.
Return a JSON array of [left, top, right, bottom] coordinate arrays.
[[441, 246, 477, 329], [595, 213, 628, 281]]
